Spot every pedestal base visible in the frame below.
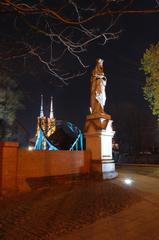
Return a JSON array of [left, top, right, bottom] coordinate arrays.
[[84, 114, 118, 180], [91, 160, 118, 179]]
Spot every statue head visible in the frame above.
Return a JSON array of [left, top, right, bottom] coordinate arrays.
[[93, 58, 104, 75], [96, 58, 104, 67]]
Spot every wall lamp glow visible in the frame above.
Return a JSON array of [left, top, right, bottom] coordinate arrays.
[[28, 146, 34, 151]]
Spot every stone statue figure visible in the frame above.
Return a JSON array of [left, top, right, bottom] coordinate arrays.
[[90, 58, 107, 114]]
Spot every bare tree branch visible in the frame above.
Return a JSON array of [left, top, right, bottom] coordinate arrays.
[[0, 0, 158, 83], [0, 1, 159, 25]]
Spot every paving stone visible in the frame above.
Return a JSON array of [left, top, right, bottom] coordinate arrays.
[[0, 169, 159, 240]]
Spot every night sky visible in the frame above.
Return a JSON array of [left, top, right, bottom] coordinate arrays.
[[1, 1, 159, 138]]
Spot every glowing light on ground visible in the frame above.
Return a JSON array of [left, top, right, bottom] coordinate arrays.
[[123, 178, 134, 185]]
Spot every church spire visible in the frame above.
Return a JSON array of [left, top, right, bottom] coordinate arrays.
[[40, 94, 44, 118], [47, 96, 56, 137], [49, 96, 54, 119]]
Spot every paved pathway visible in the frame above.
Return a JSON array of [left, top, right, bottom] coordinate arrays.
[[0, 167, 159, 240], [58, 172, 159, 240]]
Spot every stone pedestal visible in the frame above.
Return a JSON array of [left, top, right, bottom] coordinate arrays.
[[84, 113, 118, 179]]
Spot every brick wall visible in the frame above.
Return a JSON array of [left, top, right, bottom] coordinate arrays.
[[0, 142, 91, 195], [0, 142, 19, 195], [17, 150, 91, 191]]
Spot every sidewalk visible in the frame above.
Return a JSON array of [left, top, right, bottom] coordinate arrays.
[[0, 168, 159, 240], [58, 200, 159, 240], [58, 172, 159, 240]]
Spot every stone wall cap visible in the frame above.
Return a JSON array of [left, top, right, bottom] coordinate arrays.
[[0, 141, 19, 147]]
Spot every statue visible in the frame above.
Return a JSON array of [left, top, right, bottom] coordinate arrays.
[[85, 58, 110, 132], [84, 59, 118, 179], [90, 58, 107, 115]]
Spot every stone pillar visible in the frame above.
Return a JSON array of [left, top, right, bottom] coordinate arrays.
[[0, 142, 19, 195], [84, 114, 118, 179]]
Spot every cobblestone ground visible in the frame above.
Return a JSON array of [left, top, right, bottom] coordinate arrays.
[[0, 177, 141, 240]]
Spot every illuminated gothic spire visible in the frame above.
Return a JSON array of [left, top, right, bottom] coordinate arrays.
[[40, 94, 44, 118], [49, 96, 54, 119]]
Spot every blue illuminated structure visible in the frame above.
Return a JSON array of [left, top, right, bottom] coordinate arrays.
[[34, 126, 83, 151], [34, 95, 83, 151]]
